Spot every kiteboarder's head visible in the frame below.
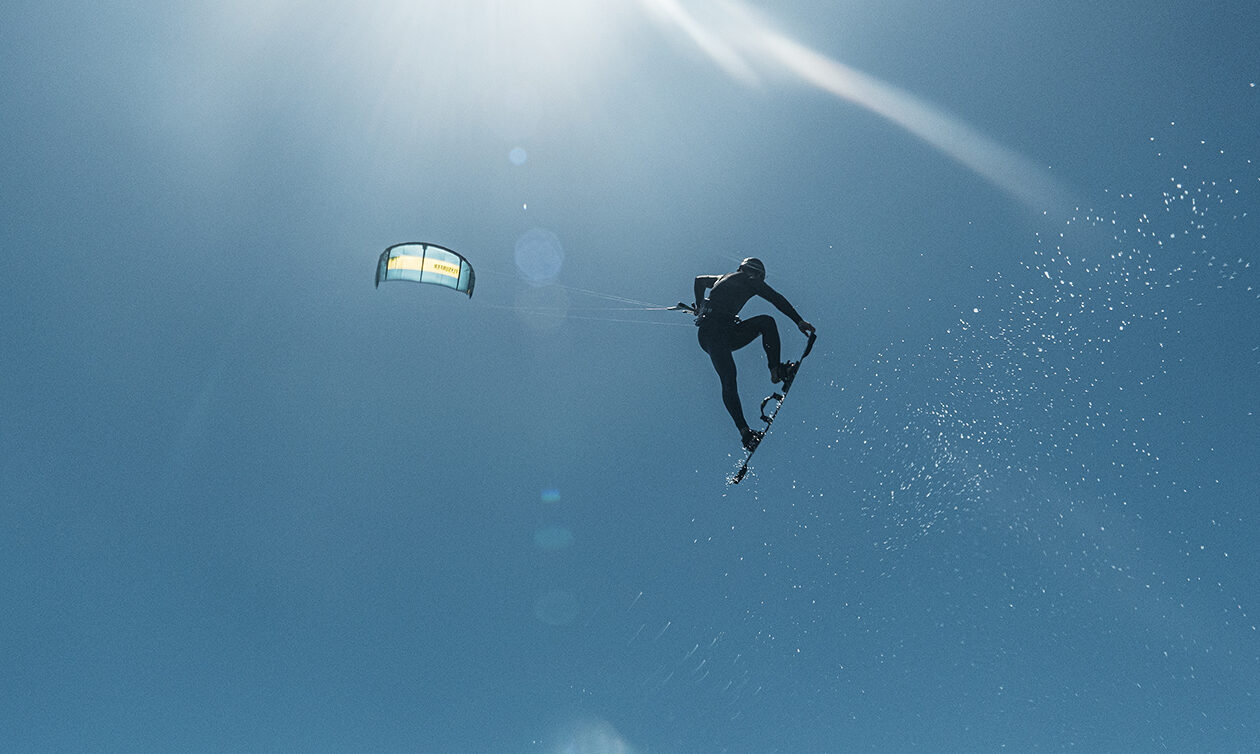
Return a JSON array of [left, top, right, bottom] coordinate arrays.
[[738, 257, 766, 280]]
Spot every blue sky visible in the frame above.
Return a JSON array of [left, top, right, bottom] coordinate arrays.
[[3, 1, 1258, 751]]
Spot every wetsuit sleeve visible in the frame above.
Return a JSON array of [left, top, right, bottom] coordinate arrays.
[[694, 275, 719, 310], [757, 282, 804, 325]]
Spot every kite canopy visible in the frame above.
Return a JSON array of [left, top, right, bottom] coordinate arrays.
[[375, 242, 475, 298]]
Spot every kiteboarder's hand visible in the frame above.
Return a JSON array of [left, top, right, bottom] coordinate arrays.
[[798, 320, 815, 335]]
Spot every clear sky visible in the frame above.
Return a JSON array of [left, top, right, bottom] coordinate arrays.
[[3, 1, 1258, 751]]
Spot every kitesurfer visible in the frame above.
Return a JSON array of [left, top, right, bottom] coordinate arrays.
[[694, 258, 815, 451]]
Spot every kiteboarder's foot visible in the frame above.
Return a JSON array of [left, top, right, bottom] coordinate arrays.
[[741, 427, 764, 452], [770, 361, 798, 385]]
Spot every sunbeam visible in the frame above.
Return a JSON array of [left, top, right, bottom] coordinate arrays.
[[641, 0, 1069, 212]]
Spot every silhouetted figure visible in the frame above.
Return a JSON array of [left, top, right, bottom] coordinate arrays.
[[694, 258, 815, 450]]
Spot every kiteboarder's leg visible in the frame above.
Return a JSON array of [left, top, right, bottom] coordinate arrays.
[[736, 315, 787, 382], [700, 324, 764, 450], [706, 348, 747, 432], [708, 350, 764, 450]]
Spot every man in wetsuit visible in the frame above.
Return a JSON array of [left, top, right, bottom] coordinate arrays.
[[694, 257, 816, 451]]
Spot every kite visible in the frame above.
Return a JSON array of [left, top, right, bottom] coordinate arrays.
[[375, 242, 475, 298]]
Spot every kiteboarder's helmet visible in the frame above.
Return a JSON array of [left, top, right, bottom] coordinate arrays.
[[739, 257, 766, 279]]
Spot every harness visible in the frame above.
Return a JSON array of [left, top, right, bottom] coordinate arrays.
[[694, 301, 740, 327]]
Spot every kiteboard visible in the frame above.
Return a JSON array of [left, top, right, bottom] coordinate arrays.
[[730, 330, 816, 484]]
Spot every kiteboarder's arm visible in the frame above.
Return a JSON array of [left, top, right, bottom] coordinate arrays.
[[758, 282, 810, 331], [694, 275, 719, 312]]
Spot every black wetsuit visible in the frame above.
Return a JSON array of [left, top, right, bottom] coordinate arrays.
[[694, 270, 806, 432]]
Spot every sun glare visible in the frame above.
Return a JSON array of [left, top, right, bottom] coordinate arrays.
[[376, 1, 640, 115], [197, 0, 1063, 210], [198, 0, 642, 143], [638, 0, 1068, 211]]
